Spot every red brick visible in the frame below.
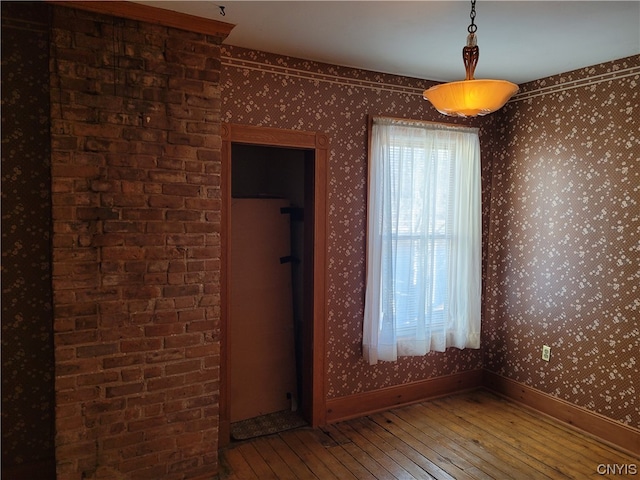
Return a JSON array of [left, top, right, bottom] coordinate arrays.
[[119, 453, 162, 474], [168, 456, 202, 475], [167, 78, 205, 96], [105, 382, 145, 398], [103, 354, 144, 369], [56, 387, 100, 404], [56, 302, 98, 317], [144, 323, 184, 337], [76, 343, 118, 358], [148, 170, 187, 183], [148, 195, 184, 209], [122, 209, 164, 221], [100, 326, 144, 342], [56, 329, 99, 346], [143, 366, 163, 379], [184, 369, 215, 386], [102, 273, 144, 286], [171, 288, 197, 304], [53, 192, 98, 207], [51, 179, 73, 193], [56, 440, 97, 459], [157, 157, 184, 170], [184, 272, 206, 284], [74, 123, 122, 138], [120, 338, 162, 353], [102, 431, 145, 450], [185, 344, 218, 359], [147, 375, 185, 392], [185, 247, 218, 259], [122, 285, 162, 299], [84, 399, 126, 416], [130, 312, 153, 325], [122, 391, 164, 410], [145, 222, 185, 233], [163, 285, 200, 297], [185, 394, 217, 410], [184, 198, 219, 210], [56, 358, 101, 376], [178, 309, 205, 322], [185, 222, 218, 234], [168, 261, 187, 273], [167, 408, 202, 425], [101, 193, 147, 208], [168, 271, 185, 285], [150, 311, 179, 323], [165, 384, 203, 401], [142, 272, 167, 284], [196, 149, 220, 163], [127, 123, 171, 141], [103, 221, 146, 233], [168, 132, 205, 147], [77, 371, 120, 387], [165, 360, 201, 376], [121, 437, 176, 459], [124, 261, 148, 273], [186, 121, 219, 135], [76, 317, 99, 330], [102, 246, 145, 260], [51, 135, 79, 151], [142, 83, 184, 102], [186, 260, 205, 271], [175, 432, 202, 448], [187, 320, 215, 332]]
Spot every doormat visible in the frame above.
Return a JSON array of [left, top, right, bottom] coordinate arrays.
[[231, 410, 307, 441]]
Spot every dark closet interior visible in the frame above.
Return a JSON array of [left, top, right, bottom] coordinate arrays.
[[229, 144, 310, 433]]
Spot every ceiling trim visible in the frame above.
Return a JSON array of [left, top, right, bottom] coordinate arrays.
[[49, 1, 235, 39]]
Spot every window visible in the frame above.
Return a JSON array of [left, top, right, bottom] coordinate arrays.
[[363, 117, 481, 365]]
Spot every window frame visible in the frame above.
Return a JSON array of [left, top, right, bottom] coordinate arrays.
[[363, 115, 482, 363]]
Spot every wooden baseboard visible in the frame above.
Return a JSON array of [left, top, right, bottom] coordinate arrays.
[[483, 370, 640, 457], [325, 369, 483, 423]]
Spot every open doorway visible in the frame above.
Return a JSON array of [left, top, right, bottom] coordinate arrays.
[[219, 124, 329, 447], [229, 145, 308, 438]]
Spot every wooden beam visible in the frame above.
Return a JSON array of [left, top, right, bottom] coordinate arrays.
[[49, 1, 234, 38]]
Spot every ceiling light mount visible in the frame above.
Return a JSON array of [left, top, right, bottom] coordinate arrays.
[[423, 0, 519, 117]]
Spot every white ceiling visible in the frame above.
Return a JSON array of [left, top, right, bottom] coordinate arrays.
[[137, 1, 640, 84]]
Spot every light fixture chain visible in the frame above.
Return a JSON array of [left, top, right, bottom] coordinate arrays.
[[468, 0, 477, 34]]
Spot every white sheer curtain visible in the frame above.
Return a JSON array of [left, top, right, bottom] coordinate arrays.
[[363, 117, 481, 365]]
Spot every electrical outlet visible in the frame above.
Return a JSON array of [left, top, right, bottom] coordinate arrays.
[[542, 345, 551, 362]]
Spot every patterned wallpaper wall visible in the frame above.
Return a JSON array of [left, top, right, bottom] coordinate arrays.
[[1, 2, 56, 473], [221, 47, 639, 428], [484, 55, 640, 428], [221, 46, 492, 399]]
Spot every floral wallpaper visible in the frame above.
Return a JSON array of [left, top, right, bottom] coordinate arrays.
[[221, 46, 639, 429], [484, 55, 640, 428], [221, 45, 492, 399], [1, 2, 56, 473]]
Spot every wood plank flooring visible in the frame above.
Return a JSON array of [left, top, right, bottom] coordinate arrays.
[[219, 390, 639, 480]]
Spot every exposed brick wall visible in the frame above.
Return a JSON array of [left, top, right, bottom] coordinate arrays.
[[49, 6, 224, 479]]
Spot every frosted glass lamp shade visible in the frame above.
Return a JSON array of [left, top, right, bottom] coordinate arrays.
[[423, 79, 519, 117]]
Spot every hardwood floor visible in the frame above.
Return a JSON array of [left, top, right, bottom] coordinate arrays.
[[219, 390, 639, 479]]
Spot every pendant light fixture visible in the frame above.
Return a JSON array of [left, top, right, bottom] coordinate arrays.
[[423, 0, 518, 117]]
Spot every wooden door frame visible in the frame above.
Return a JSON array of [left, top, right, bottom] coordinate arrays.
[[219, 123, 329, 447]]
